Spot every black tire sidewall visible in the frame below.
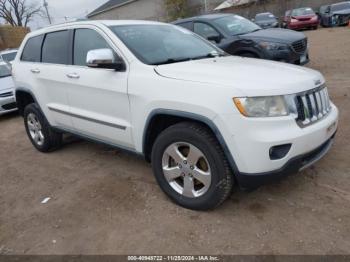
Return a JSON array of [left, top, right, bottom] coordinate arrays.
[[24, 103, 52, 152], [152, 124, 231, 210]]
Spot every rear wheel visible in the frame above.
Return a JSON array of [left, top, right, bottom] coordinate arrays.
[[151, 122, 234, 210], [24, 103, 62, 152]]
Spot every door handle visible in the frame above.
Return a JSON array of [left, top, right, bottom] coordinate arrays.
[[30, 68, 40, 74], [67, 73, 80, 79]]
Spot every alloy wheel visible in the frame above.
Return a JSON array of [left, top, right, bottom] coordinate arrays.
[[27, 113, 45, 146], [162, 142, 212, 198]]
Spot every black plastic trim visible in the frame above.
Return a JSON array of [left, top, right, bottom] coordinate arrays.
[[48, 106, 126, 130]]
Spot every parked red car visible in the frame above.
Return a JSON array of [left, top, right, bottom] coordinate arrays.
[[282, 7, 319, 30]]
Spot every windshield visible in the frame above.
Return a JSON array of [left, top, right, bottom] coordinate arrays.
[[214, 15, 261, 36], [110, 24, 224, 65], [1, 52, 17, 62], [255, 13, 276, 21], [331, 2, 350, 12], [0, 64, 11, 78], [292, 8, 315, 16]]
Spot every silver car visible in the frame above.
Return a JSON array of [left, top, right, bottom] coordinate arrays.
[[0, 62, 17, 115], [0, 49, 18, 63]]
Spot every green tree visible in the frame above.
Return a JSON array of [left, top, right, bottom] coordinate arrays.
[[165, 0, 188, 21]]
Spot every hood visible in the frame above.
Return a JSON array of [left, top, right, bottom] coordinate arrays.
[[333, 9, 350, 15], [0, 76, 14, 92], [241, 28, 306, 44], [154, 56, 323, 97]]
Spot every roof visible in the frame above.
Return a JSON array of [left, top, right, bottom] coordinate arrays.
[[0, 49, 18, 54], [27, 20, 167, 36], [88, 0, 138, 17], [173, 13, 231, 24], [214, 0, 256, 10]]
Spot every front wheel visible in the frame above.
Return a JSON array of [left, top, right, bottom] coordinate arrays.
[[151, 122, 234, 210]]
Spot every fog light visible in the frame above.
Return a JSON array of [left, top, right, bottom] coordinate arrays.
[[269, 144, 292, 160]]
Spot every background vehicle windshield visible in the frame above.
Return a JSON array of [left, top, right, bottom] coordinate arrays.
[[1, 52, 17, 62], [214, 15, 261, 36], [331, 2, 350, 12], [255, 13, 276, 21], [0, 64, 11, 78], [292, 8, 315, 16], [110, 24, 223, 65]]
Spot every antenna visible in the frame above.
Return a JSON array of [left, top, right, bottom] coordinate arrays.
[[43, 0, 52, 24]]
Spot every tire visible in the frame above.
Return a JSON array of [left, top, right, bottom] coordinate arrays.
[[24, 103, 62, 152], [151, 122, 234, 210]]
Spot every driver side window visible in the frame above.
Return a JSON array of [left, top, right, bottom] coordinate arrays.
[[73, 29, 111, 66], [194, 22, 220, 40]]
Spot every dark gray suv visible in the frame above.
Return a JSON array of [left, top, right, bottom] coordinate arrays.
[[173, 14, 309, 65]]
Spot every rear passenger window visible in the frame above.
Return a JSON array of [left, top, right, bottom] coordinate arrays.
[[42, 30, 70, 65], [21, 35, 44, 62], [73, 29, 110, 66]]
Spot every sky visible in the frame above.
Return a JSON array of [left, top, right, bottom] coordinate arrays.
[[29, 0, 108, 29]]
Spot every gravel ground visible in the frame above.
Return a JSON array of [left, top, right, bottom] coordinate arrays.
[[0, 27, 349, 255]]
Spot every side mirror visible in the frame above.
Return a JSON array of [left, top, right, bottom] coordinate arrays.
[[87, 48, 125, 71], [207, 35, 222, 43]]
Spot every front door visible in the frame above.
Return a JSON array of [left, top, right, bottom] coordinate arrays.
[[66, 27, 133, 149]]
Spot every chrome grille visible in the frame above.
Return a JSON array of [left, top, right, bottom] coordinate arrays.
[[295, 86, 331, 127], [291, 39, 307, 54], [0, 91, 13, 98]]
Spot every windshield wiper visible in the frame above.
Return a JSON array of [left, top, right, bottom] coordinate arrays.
[[191, 52, 226, 61], [153, 52, 226, 65], [153, 57, 192, 65]]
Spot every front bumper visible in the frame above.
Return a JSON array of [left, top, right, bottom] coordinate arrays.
[[288, 21, 319, 30], [0, 91, 17, 115], [214, 104, 339, 188], [262, 47, 309, 65], [236, 133, 336, 189]]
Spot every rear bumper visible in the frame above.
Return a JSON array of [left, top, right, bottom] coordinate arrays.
[[236, 133, 336, 189]]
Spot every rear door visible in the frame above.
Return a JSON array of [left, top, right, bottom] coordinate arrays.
[[14, 32, 73, 128], [65, 26, 133, 149], [36, 30, 73, 128]]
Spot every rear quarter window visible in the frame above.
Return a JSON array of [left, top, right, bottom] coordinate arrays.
[[21, 35, 44, 62], [42, 30, 70, 65]]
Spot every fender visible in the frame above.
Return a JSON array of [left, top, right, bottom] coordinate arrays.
[[143, 109, 241, 176], [15, 87, 46, 119], [233, 47, 261, 58]]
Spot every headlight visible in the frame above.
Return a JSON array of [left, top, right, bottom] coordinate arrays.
[[259, 41, 289, 51], [233, 96, 289, 117]]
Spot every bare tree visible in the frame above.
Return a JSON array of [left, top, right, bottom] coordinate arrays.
[[165, 0, 189, 21], [0, 0, 42, 27]]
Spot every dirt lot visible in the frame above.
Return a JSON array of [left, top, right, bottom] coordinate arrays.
[[0, 27, 349, 255]]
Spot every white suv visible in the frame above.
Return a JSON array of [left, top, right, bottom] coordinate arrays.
[[12, 20, 339, 210]]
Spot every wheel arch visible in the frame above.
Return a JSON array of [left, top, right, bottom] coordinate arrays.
[[234, 48, 261, 58], [142, 109, 241, 176], [15, 88, 38, 116]]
